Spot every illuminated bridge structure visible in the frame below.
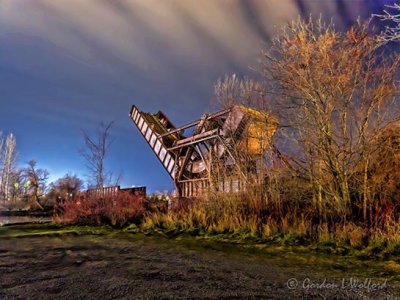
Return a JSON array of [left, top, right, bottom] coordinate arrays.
[[129, 104, 278, 197]]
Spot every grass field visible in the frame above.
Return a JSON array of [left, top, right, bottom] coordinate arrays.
[[0, 223, 399, 299]]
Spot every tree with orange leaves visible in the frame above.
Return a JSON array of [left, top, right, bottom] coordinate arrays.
[[261, 17, 400, 222]]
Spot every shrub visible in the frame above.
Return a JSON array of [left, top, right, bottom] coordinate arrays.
[[54, 191, 145, 228]]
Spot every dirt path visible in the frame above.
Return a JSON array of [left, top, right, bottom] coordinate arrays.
[[0, 233, 398, 299]]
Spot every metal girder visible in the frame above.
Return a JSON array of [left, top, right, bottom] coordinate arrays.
[[129, 104, 278, 197]]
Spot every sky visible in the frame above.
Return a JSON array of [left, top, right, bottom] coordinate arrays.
[[0, 0, 396, 192]]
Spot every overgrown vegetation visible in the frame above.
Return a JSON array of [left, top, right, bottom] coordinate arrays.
[[54, 192, 148, 228], [0, 131, 51, 210], [56, 15, 400, 258], [142, 17, 400, 253], [8, 11, 400, 262]]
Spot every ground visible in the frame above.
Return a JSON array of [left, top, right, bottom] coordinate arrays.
[[0, 225, 399, 299]]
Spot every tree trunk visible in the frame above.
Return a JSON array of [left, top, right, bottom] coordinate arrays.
[[363, 158, 369, 225]]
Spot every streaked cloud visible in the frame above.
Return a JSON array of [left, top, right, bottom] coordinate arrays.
[[0, 0, 393, 190]]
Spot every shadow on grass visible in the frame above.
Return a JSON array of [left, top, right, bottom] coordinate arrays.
[[1, 223, 400, 281]]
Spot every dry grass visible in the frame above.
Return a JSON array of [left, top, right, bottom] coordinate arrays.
[[141, 180, 400, 253], [54, 183, 400, 256]]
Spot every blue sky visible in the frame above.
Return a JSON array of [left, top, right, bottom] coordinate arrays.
[[0, 0, 395, 192]]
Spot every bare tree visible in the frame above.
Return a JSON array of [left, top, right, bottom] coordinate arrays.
[[0, 133, 18, 201], [48, 173, 84, 203], [23, 160, 49, 209], [213, 74, 283, 198], [80, 121, 118, 188], [8, 169, 24, 202], [214, 74, 271, 111], [375, 3, 400, 43], [0, 131, 3, 201], [0, 132, 3, 156], [261, 17, 400, 221]]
